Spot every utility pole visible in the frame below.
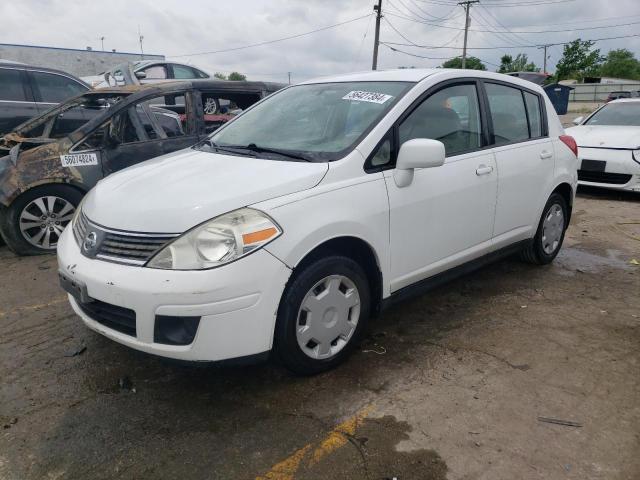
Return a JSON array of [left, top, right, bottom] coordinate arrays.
[[288, 72, 291, 84], [138, 25, 144, 59], [459, 0, 479, 69], [538, 44, 551, 73], [372, 0, 382, 70], [100, 36, 105, 51]]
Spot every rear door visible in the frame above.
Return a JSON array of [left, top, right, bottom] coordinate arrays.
[[483, 81, 554, 247], [28, 70, 90, 131], [0, 67, 39, 133]]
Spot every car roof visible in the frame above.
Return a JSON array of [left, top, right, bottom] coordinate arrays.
[[0, 62, 90, 86], [95, 79, 286, 95], [299, 68, 545, 90], [609, 98, 640, 103]]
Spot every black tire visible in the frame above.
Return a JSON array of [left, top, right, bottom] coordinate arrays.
[[274, 255, 371, 375], [0, 184, 83, 256], [521, 192, 568, 265]]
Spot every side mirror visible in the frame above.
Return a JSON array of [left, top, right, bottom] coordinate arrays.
[[573, 116, 584, 125], [135, 71, 147, 80], [394, 139, 445, 187]]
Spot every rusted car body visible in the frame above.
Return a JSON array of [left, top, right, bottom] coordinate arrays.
[[0, 80, 284, 254]]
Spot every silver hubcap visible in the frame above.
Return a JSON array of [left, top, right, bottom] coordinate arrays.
[[541, 203, 564, 255], [204, 98, 218, 114], [19, 196, 75, 250], [296, 275, 361, 360]]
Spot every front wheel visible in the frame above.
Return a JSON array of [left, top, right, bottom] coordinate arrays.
[[0, 185, 83, 256], [521, 192, 568, 265], [274, 255, 371, 375]]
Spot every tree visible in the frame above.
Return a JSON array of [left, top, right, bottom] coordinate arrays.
[[213, 72, 247, 81], [227, 72, 247, 81], [554, 39, 602, 81], [442, 56, 486, 71], [598, 49, 640, 80], [498, 53, 538, 73]]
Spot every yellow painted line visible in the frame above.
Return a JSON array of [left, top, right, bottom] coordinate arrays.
[[255, 406, 372, 480], [255, 444, 312, 480], [0, 296, 67, 318]]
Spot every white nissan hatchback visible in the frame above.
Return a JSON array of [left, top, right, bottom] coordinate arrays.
[[57, 69, 578, 374]]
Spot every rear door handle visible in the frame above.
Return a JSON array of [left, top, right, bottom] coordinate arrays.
[[476, 164, 493, 176], [540, 150, 553, 159]]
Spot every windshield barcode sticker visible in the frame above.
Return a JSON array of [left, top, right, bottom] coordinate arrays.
[[342, 91, 393, 104], [60, 153, 98, 167]]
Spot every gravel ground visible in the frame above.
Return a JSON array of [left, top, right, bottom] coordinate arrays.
[[1, 187, 639, 480]]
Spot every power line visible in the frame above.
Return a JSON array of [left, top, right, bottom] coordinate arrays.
[[383, 32, 640, 50], [382, 42, 501, 66], [412, 0, 576, 6], [384, 11, 640, 34], [168, 14, 372, 58]]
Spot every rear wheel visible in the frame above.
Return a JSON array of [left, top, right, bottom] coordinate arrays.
[[0, 185, 83, 256], [521, 192, 568, 265], [274, 255, 370, 375]]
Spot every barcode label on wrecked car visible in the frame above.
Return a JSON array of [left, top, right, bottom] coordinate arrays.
[[342, 91, 393, 104], [60, 153, 98, 167]]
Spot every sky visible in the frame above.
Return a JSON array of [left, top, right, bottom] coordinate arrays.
[[1, 0, 639, 84]]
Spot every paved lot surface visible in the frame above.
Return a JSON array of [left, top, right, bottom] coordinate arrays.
[[1, 188, 639, 480]]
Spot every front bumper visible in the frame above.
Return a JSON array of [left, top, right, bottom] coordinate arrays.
[[577, 147, 640, 192], [57, 227, 292, 361]]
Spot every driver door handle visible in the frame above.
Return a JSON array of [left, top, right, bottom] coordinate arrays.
[[476, 164, 494, 176]]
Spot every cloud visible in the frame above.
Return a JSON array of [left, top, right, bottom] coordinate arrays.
[[0, 0, 638, 82]]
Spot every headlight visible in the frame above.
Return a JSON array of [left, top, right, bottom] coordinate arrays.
[[71, 197, 85, 227], [146, 208, 282, 270], [633, 149, 640, 165]]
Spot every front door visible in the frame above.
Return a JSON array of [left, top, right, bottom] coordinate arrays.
[[383, 82, 498, 292], [102, 93, 199, 175]]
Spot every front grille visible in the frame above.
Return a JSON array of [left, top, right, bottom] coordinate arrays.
[[578, 170, 633, 185], [73, 210, 179, 266], [78, 299, 137, 337]]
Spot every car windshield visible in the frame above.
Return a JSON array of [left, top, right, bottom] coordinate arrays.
[[204, 81, 412, 161], [585, 102, 640, 126]]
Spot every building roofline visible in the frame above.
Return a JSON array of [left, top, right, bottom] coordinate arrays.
[[0, 42, 164, 57]]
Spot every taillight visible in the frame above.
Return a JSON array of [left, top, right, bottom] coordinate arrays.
[[559, 135, 578, 157]]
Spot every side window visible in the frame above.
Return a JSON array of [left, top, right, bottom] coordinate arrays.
[[142, 65, 168, 80], [31, 71, 86, 103], [124, 96, 187, 142], [399, 83, 482, 157], [172, 65, 196, 79], [193, 68, 209, 79], [371, 137, 392, 167], [0, 69, 27, 101], [485, 83, 529, 145], [524, 91, 542, 138]]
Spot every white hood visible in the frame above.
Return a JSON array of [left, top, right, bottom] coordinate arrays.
[[566, 125, 640, 150], [83, 149, 328, 232]]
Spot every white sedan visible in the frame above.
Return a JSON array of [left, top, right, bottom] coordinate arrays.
[[566, 99, 640, 192]]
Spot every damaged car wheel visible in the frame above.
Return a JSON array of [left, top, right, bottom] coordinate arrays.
[[0, 185, 83, 255]]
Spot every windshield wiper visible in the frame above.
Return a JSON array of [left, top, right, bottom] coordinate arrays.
[[199, 139, 257, 157], [240, 143, 313, 162]]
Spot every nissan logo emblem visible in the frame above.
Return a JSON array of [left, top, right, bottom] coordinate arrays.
[[83, 231, 98, 252]]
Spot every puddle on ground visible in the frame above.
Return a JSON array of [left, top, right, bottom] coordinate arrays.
[[554, 247, 632, 276]]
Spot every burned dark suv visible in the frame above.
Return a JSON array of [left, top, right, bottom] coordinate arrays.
[[0, 80, 283, 255]]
